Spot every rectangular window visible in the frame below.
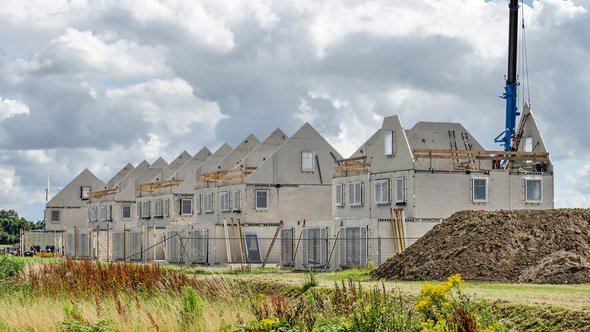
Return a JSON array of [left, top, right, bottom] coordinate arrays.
[[524, 136, 533, 152], [301, 151, 315, 171], [220, 191, 230, 212], [374, 179, 389, 204], [181, 198, 193, 215], [164, 199, 170, 217], [81, 186, 91, 200], [122, 204, 132, 219], [525, 178, 542, 203], [204, 193, 213, 213], [91, 206, 98, 222], [142, 201, 150, 218], [108, 205, 113, 221], [348, 182, 362, 206], [51, 210, 60, 222], [385, 130, 394, 156], [472, 177, 488, 203], [233, 190, 241, 211], [256, 190, 268, 210], [100, 206, 107, 221], [137, 202, 141, 218], [335, 183, 344, 207], [396, 177, 405, 203], [155, 199, 163, 217], [195, 194, 202, 214]]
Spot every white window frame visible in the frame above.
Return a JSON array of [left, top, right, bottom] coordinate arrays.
[[220, 191, 230, 212], [91, 206, 98, 222], [525, 178, 543, 203], [301, 151, 315, 172], [154, 199, 163, 217], [180, 198, 193, 216], [164, 199, 170, 217], [385, 130, 395, 156], [122, 204, 132, 220], [51, 210, 60, 222], [195, 194, 202, 214], [472, 177, 488, 203], [81, 186, 91, 200], [524, 136, 533, 152], [335, 183, 344, 207], [100, 206, 107, 221], [204, 192, 213, 213], [348, 182, 363, 206], [255, 190, 269, 210], [374, 179, 389, 205], [395, 177, 405, 203], [142, 201, 150, 218], [232, 190, 241, 211]]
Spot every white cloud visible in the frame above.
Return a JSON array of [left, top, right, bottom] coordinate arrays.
[[106, 78, 226, 136], [44, 28, 169, 78], [0, 165, 45, 206], [0, 97, 30, 121]]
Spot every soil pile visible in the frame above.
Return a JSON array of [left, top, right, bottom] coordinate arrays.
[[371, 209, 590, 283]]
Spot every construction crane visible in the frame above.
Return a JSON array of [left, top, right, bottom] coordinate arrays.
[[495, 0, 520, 152]]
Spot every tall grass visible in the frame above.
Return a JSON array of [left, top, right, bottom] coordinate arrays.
[[0, 259, 259, 331]]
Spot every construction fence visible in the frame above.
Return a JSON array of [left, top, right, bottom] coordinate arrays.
[[61, 229, 423, 271]]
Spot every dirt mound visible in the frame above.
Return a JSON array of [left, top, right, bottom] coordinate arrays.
[[371, 209, 590, 283], [518, 251, 590, 284]]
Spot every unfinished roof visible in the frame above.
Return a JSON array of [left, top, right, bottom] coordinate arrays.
[[406, 122, 489, 170], [157, 151, 191, 182], [218, 129, 288, 185], [47, 169, 105, 207], [174, 143, 232, 193], [199, 134, 260, 185], [246, 122, 342, 185], [170, 147, 212, 181], [105, 163, 134, 189]]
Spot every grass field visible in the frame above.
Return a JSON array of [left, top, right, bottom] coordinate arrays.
[[1, 258, 589, 331], [176, 266, 590, 310]]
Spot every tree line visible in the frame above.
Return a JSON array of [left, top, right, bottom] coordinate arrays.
[[0, 209, 44, 244]]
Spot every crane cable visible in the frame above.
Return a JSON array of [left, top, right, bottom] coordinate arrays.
[[519, 0, 531, 108]]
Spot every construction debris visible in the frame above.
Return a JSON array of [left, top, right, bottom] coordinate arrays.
[[370, 209, 590, 284]]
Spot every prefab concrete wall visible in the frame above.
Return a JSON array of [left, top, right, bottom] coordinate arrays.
[[414, 171, 553, 219]]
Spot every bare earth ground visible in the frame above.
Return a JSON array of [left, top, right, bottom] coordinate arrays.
[[371, 209, 590, 284]]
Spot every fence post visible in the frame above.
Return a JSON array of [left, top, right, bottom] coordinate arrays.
[[377, 236, 382, 266]]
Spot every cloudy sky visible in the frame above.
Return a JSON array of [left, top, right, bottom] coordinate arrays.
[[0, 0, 588, 221]]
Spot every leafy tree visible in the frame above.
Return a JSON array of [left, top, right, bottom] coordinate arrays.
[[0, 209, 35, 245]]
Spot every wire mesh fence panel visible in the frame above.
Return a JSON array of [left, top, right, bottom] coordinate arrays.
[[66, 233, 74, 257], [339, 227, 368, 268], [129, 232, 142, 261], [166, 230, 182, 264], [78, 233, 90, 258], [189, 229, 208, 264], [112, 232, 125, 261], [281, 228, 294, 267], [301, 227, 329, 269]]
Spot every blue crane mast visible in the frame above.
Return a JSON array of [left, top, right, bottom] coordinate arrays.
[[495, 0, 520, 152]]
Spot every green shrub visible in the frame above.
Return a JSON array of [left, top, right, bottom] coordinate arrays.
[[59, 305, 116, 332], [0, 256, 25, 280], [180, 286, 205, 327], [300, 269, 318, 293]]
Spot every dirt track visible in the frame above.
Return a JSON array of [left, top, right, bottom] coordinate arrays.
[[371, 209, 590, 283]]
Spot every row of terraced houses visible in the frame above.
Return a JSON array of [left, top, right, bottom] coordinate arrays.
[[44, 110, 553, 270]]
